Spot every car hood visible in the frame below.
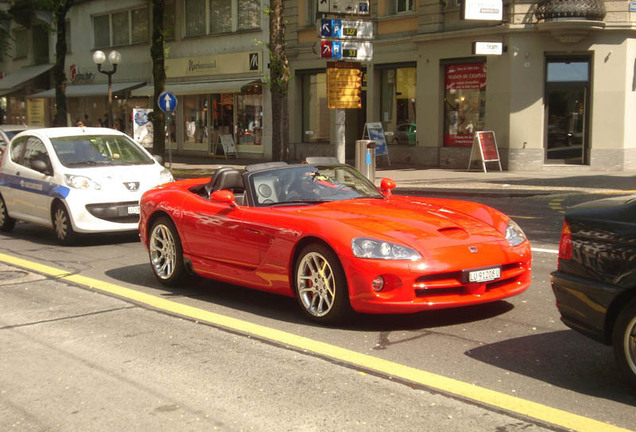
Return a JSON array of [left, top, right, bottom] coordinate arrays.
[[67, 164, 168, 191], [294, 197, 505, 248]]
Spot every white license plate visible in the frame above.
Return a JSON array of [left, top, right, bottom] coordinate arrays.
[[127, 205, 140, 215], [467, 267, 501, 283]]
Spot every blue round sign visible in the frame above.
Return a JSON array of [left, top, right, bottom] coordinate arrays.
[[158, 91, 177, 113]]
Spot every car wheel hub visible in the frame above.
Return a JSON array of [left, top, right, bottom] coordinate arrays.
[[54, 209, 68, 239], [150, 224, 176, 280], [298, 252, 335, 317]]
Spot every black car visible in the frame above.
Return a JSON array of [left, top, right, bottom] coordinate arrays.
[[551, 195, 636, 386]]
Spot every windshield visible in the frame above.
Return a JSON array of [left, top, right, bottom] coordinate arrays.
[[51, 135, 154, 168], [249, 165, 383, 207]]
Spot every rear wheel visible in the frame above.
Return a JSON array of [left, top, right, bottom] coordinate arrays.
[[149, 216, 188, 286], [613, 298, 636, 387], [53, 203, 76, 245], [0, 194, 16, 232], [293, 243, 351, 325]]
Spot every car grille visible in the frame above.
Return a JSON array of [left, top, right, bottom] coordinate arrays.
[[86, 201, 140, 224], [413, 262, 527, 297]]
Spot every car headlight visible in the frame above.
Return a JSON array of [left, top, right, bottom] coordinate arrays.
[[64, 174, 101, 190], [159, 168, 174, 184], [352, 237, 421, 260], [505, 220, 527, 246]]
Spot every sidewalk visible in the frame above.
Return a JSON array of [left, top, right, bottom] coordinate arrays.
[[167, 156, 636, 197]]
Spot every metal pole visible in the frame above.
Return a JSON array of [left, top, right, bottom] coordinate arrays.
[[335, 109, 346, 163], [107, 73, 113, 128]]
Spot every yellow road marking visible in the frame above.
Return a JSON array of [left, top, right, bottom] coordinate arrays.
[[0, 252, 632, 432]]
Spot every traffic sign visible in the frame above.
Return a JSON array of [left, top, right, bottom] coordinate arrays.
[[318, 0, 370, 15], [318, 19, 374, 40], [319, 41, 373, 62], [158, 91, 177, 113]]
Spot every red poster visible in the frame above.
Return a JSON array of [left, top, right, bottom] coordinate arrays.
[[445, 63, 487, 90]]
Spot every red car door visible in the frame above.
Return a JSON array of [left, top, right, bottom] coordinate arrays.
[[179, 195, 261, 270]]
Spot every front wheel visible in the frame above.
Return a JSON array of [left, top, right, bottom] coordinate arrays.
[[53, 203, 77, 245], [613, 298, 636, 387], [149, 216, 189, 286], [293, 243, 351, 325], [0, 194, 16, 232]]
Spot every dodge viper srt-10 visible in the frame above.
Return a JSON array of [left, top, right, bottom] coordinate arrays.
[[139, 161, 532, 324]]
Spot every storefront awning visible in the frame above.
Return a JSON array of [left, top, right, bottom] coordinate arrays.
[[0, 64, 54, 95], [28, 81, 146, 98], [130, 79, 260, 97]]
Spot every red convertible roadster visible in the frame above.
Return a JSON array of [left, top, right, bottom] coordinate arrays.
[[139, 161, 532, 324]]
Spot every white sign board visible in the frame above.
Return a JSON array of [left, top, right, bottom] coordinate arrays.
[[462, 0, 502, 21], [472, 42, 503, 55], [318, 0, 370, 15], [133, 108, 154, 148]]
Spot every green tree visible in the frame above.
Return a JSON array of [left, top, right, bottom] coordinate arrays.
[[150, 0, 166, 158], [268, 0, 290, 162]]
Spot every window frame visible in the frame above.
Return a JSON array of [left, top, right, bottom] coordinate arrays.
[[183, 0, 261, 38], [93, 6, 149, 49]]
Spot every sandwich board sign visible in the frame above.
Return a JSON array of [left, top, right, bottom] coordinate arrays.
[[467, 130, 502, 172]]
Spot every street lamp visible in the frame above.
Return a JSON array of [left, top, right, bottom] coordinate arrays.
[[92, 50, 121, 128]]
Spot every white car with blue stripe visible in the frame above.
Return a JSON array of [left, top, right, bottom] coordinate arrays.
[[0, 127, 173, 244]]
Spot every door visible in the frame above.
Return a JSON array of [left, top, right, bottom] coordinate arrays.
[[545, 57, 591, 164]]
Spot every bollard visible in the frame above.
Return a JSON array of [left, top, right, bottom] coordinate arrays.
[[355, 140, 376, 182]]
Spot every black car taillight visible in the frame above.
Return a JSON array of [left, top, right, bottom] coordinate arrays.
[[558, 221, 573, 264]]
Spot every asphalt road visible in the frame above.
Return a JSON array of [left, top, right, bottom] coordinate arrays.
[[0, 190, 634, 432]]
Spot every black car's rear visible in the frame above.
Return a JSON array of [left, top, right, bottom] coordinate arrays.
[[551, 195, 636, 386]]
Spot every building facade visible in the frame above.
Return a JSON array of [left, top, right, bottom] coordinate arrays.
[[286, 0, 636, 170], [0, 0, 272, 159], [1, 0, 635, 170]]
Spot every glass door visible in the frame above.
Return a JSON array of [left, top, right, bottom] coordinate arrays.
[[545, 57, 590, 164]]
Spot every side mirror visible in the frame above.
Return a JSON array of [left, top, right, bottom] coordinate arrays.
[[211, 190, 237, 207], [380, 178, 396, 197]]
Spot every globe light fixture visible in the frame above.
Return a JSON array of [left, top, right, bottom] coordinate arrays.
[[92, 50, 121, 128]]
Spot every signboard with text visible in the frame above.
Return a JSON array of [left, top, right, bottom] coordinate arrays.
[[317, 0, 370, 15], [320, 41, 373, 61], [468, 130, 502, 172], [318, 19, 373, 39], [462, 0, 503, 20], [327, 62, 362, 109]]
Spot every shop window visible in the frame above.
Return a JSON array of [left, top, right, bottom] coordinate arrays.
[[380, 66, 416, 145], [443, 62, 486, 147], [14, 28, 28, 59], [183, 94, 210, 147], [93, 7, 149, 48], [236, 90, 263, 145], [301, 72, 330, 143]]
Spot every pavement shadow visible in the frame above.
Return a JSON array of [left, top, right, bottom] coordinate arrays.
[[2, 222, 139, 247], [466, 330, 636, 405], [106, 263, 515, 331]]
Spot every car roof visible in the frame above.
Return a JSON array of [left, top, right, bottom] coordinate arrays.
[[13, 126, 126, 139]]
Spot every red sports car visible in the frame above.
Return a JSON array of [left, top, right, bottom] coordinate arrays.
[[139, 161, 532, 324]]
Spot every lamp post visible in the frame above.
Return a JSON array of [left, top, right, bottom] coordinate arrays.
[[92, 50, 121, 128]]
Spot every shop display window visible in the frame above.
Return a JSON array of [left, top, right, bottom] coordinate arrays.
[[443, 62, 486, 147], [183, 94, 210, 147], [236, 93, 263, 145], [380, 66, 416, 145]]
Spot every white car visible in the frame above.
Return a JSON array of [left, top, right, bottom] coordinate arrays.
[[0, 127, 174, 244]]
